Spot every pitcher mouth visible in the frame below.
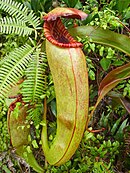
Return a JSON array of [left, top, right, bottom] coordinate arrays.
[[43, 8, 88, 48]]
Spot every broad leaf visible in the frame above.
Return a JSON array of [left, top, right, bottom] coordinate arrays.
[[69, 25, 130, 125], [116, 0, 130, 13], [69, 26, 130, 56], [100, 58, 111, 71]]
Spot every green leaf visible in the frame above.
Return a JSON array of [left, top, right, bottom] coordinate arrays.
[[100, 58, 111, 71], [63, 0, 78, 7], [0, 0, 40, 29], [50, 100, 57, 117], [31, 0, 52, 13], [32, 140, 39, 148], [1, 165, 12, 173], [69, 26, 130, 56], [16, 146, 44, 173], [111, 118, 121, 135], [115, 118, 129, 140], [124, 10, 130, 20], [21, 49, 47, 103], [0, 44, 34, 99], [72, 26, 130, 125], [0, 17, 33, 36], [31, 0, 42, 13], [116, 0, 130, 13]]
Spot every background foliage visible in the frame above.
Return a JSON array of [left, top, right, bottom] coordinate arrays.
[[0, 0, 130, 172]]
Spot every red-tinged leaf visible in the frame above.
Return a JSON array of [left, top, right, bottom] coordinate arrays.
[[108, 91, 130, 113], [87, 63, 130, 125], [99, 63, 130, 96], [120, 97, 130, 113], [43, 7, 88, 21]]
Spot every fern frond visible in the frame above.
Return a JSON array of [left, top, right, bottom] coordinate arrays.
[[0, 0, 40, 29], [0, 44, 34, 99], [0, 17, 33, 36], [27, 103, 43, 126], [21, 49, 48, 103]]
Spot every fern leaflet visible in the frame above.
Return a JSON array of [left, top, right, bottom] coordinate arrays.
[[0, 0, 40, 29], [0, 17, 33, 36], [0, 44, 34, 99], [21, 49, 47, 103], [27, 103, 43, 126]]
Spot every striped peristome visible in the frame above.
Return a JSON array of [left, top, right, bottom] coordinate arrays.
[[43, 7, 88, 48]]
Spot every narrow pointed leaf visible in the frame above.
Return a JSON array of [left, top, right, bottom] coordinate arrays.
[[108, 91, 130, 113], [16, 146, 44, 173], [99, 63, 130, 96], [120, 97, 130, 113], [88, 63, 130, 123], [111, 118, 121, 135], [115, 118, 129, 140]]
